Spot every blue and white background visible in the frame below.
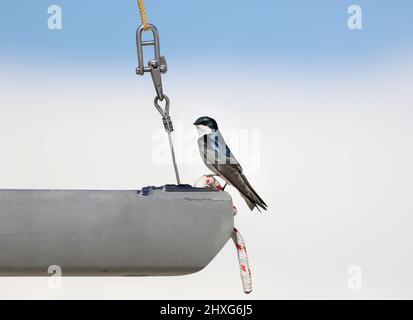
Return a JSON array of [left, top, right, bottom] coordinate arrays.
[[0, 0, 412, 299]]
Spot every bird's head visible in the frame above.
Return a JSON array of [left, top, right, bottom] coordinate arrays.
[[193, 116, 218, 136]]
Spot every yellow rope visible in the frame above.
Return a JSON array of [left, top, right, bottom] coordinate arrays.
[[137, 0, 149, 30]]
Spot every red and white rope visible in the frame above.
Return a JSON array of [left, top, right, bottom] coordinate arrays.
[[195, 175, 252, 294], [232, 228, 252, 294]]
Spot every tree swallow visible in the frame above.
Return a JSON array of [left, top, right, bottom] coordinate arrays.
[[194, 116, 268, 211]]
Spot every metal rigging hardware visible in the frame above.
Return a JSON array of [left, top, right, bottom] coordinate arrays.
[[136, 24, 181, 185]]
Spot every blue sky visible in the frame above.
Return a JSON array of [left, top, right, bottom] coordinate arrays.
[[0, 0, 412, 69]]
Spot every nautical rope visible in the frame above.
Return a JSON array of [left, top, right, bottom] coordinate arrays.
[[137, 0, 149, 30], [232, 228, 252, 294]]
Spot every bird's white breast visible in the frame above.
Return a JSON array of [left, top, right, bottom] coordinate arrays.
[[196, 125, 213, 137]]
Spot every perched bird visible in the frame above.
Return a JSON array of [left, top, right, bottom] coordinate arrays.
[[194, 116, 268, 211]]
